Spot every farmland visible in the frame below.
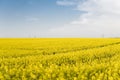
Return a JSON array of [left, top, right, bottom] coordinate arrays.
[[0, 38, 120, 80]]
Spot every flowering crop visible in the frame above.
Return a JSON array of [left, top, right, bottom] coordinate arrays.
[[0, 38, 120, 80]]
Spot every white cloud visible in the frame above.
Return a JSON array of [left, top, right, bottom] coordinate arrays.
[[25, 16, 39, 22], [50, 0, 120, 37], [56, 0, 77, 6]]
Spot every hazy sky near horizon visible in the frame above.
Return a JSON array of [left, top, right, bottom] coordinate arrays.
[[0, 0, 120, 37]]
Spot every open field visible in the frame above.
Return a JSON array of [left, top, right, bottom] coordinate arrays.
[[0, 38, 120, 80]]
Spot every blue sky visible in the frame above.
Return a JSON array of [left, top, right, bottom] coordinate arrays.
[[0, 0, 120, 37], [0, 0, 81, 37]]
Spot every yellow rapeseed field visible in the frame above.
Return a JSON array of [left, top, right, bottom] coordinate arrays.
[[0, 38, 120, 80]]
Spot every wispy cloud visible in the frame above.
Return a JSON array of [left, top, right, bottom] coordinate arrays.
[[50, 0, 120, 37], [56, 0, 76, 6], [25, 16, 39, 22]]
